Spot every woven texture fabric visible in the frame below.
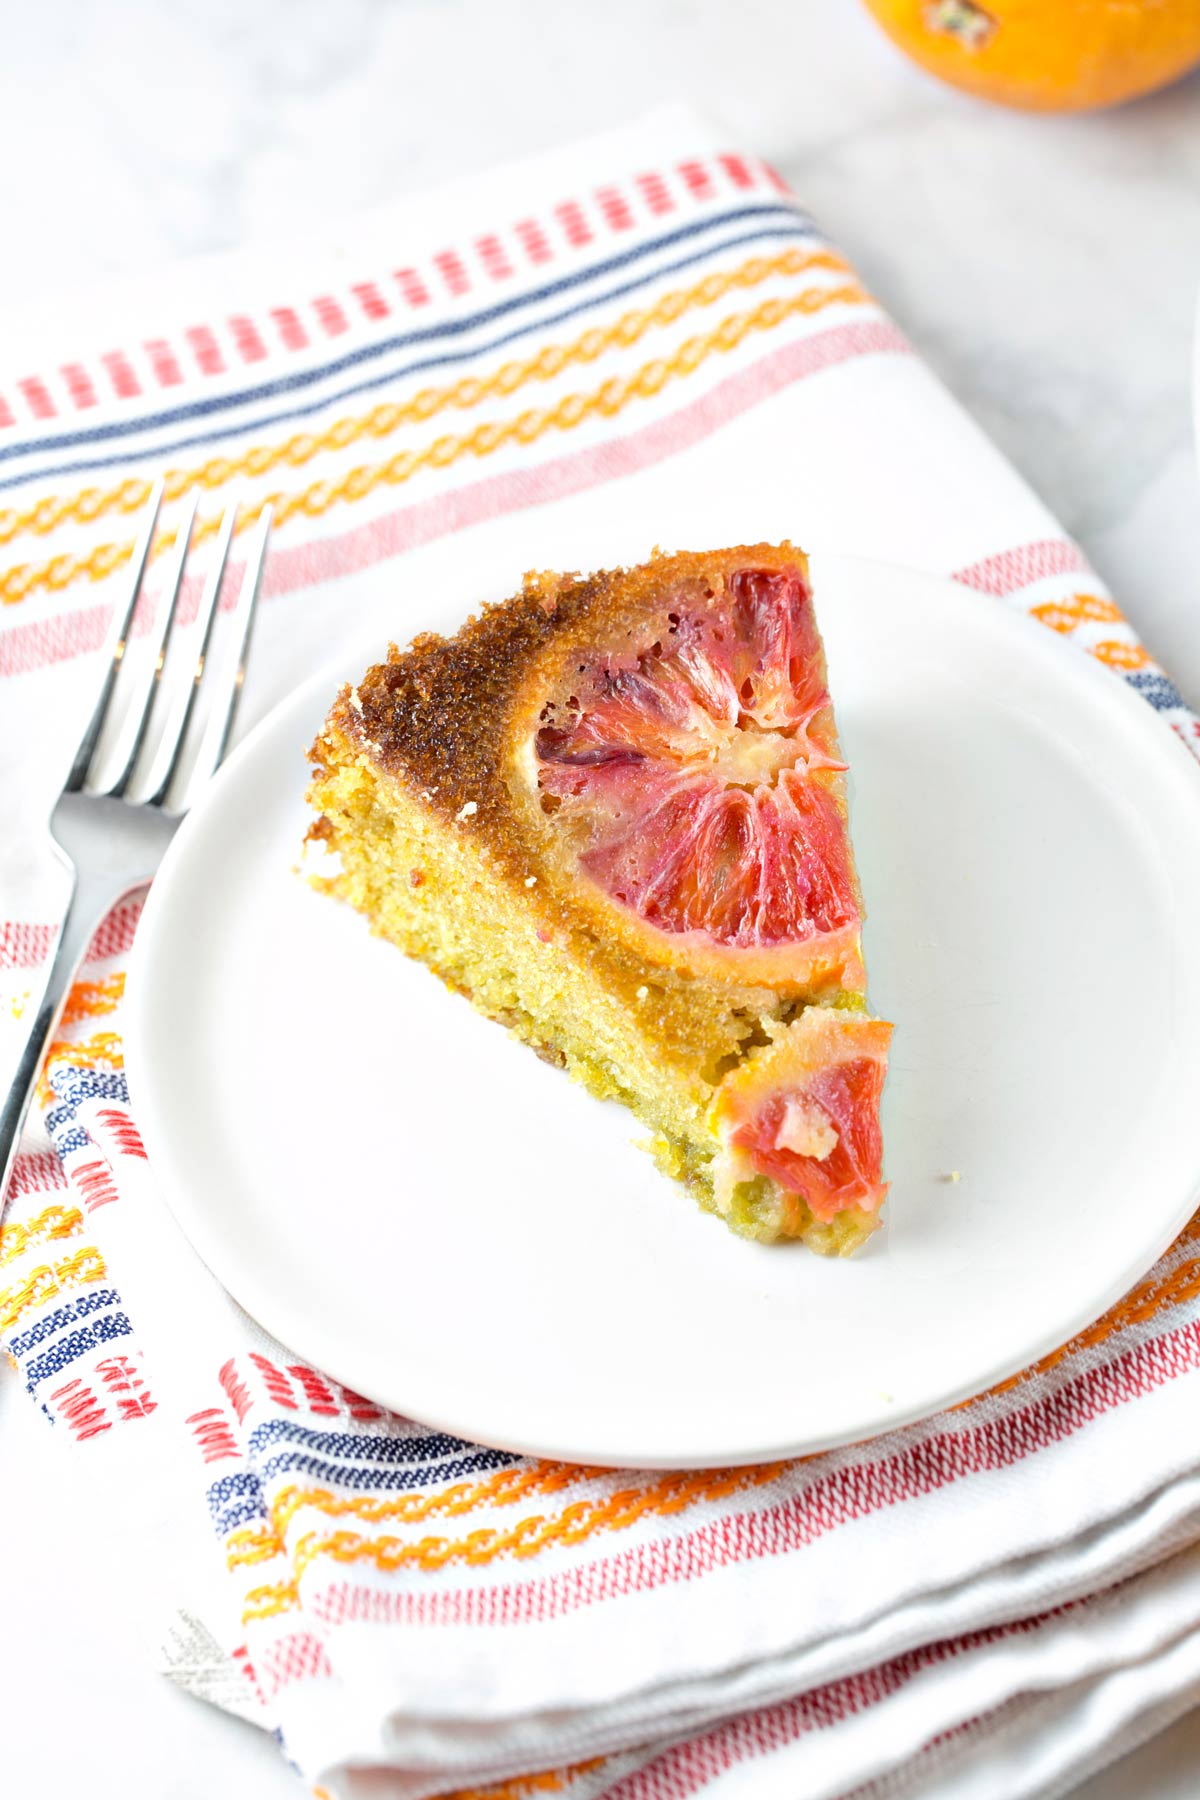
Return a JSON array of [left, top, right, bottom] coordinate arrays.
[[2, 108, 1199, 1800]]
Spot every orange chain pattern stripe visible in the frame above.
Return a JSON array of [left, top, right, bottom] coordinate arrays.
[[0, 280, 869, 608], [239, 1464, 784, 1619], [1030, 593, 1153, 674], [226, 1461, 608, 1567], [980, 1210, 1200, 1402], [0, 1244, 108, 1333], [0, 248, 850, 555], [36, 1029, 123, 1109], [61, 973, 125, 1025], [34, 971, 128, 1105], [0, 1202, 83, 1266], [1091, 640, 1152, 672], [227, 1460, 778, 1570], [1030, 593, 1122, 633], [446, 1758, 607, 1800]]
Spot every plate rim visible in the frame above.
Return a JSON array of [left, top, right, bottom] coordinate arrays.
[[123, 552, 1200, 1468]]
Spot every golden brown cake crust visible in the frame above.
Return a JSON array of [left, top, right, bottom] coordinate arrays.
[[313, 543, 808, 844]]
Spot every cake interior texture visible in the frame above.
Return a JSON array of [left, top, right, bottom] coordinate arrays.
[[306, 545, 892, 1254]]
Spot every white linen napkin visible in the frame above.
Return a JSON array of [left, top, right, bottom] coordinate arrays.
[[1, 104, 1198, 1800]]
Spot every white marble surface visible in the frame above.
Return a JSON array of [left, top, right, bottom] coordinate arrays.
[[2, 4, 1200, 1797]]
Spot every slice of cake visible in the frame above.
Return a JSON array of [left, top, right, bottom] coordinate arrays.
[[306, 544, 892, 1254]]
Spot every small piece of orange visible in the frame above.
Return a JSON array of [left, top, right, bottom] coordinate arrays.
[[861, 0, 1200, 112]]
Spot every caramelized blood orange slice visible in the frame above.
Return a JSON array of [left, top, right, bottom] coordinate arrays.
[[710, 1009, 893, 1230], [532, 563, 864, 989]]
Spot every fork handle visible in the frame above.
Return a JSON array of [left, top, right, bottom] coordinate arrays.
[[0, 869, 145, 1210], [0, 881, 79, 1209]]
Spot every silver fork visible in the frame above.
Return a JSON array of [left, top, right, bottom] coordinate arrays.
[[0, 479, 272, 1203]]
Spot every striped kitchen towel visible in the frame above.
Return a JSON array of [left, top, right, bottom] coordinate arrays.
[[3, 105, 1200, 1800]]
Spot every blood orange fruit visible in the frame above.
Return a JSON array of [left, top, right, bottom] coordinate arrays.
[[710, 1009, 892, 1242], [533, 562, 866, 995]]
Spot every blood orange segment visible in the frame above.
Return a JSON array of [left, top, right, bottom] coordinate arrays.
[[534, 563, 861, 960], [730, 1056, 888, 1220], [711, 1010, 892, 1223]]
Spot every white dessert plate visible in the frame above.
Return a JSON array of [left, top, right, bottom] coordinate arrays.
[[123, 553, 1200, 1469]]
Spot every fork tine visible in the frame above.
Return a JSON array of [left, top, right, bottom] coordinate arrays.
[[142, 499, 237, 809], [104, 492, 200, 799], [64, 475, 165, 794], [187, 506, 271, 800]]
